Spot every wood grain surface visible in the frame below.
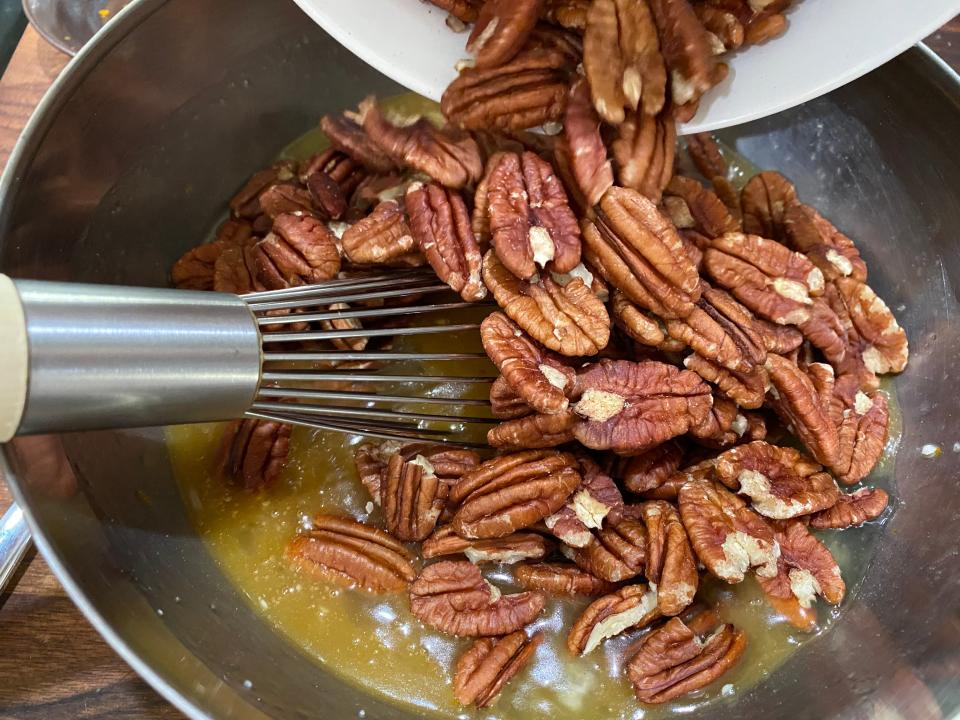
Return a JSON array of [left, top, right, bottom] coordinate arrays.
[[0, 15, 958, 720]]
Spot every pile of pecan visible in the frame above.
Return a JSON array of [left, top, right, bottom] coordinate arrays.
[[171, 0, 909, 707]]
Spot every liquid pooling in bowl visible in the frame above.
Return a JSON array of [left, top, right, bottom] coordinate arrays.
[[167, 96, 902, 719]]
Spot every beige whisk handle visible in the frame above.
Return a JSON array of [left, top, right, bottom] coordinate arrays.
[[0, 275, 29, 442]]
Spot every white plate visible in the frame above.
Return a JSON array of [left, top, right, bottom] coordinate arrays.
[[294, 0, 960, 134]]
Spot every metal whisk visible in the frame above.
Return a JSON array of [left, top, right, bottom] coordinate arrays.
[[0, 271, 496, 444]]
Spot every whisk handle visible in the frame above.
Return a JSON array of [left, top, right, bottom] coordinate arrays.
[[0, 276, 261, 439]]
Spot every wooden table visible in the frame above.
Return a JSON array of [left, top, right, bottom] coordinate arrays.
[[0, 16, 958, 719]]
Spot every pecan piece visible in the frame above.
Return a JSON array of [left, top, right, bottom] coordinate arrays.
[[422, 526, 552, 564], [409, 560, 545, 636], [449, 449, 581, 538], [405, 182, 485, 300], [626, 614, 747, 703], [483, 250, 610, 356], [583, 0, 667, 123], [481, 312, 575, 415], [357, 98, 483, 189], [320, 114, 398, 174], [488, 409, 578, 449], [833, 278, 908, 375], [663, 175, 740, 238], [756, 519, 845, 630], [285, 515, 416, 593], [515, 562, 617, 596], [427, 0, 482, 23], [611, 290, 668, 348], [618, 440, 685, 494], [562, 510, 648, 582], [695, 5, 744, 52], [685, 132, 728, 179], [229, 161, 297, 219], [833, 390, 889, 485], [740, 171, 798, 240], [341, 199, 424, 267], [809, 487, 889, 529], [483, 151, 580, 279], [489, 375, 535, 419], [216, 418, 291, 491], [255, 213, 341, 289], [467, 0, 543, 69], [649, 0, 717, 109], [213, 231, 264, 294], [754, 315, 804, 355], [689, 395, 742, 448], [611, 112, 676, 202], [544, 455, 624, 546], [572, 359, 713, 454], [678, 478, 779, 582], [173, 220, 253, 291], [783, 203, 867, 283], [381, 453, 447, 541], [441, 47, 573, 131], [683, 353, 767, 409], [563, 78, 614, 208], [455, 630, 542, 707], [353, 441, 480, 506], [568, 584, 661, 655], [257, 183, 316, 220], [640, 501, 699, 614], [300, 148, 369, 199], [584, 187, 701, 320], [543, 0, 589, 29], [713, 441, 840, 518]]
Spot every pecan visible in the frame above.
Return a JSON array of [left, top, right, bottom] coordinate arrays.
[[568, 584, 661, 655], [304, 169, 348, 220], [686, 132, 728, 179], [255, 213, 341, 289], [833, 390, 889, 485], [765, 353, 840, 467], [422, 525, 553, 564], [688, 395, 742, 448], [213, 231, 263, 294], [481, 312, 575, 415], [744, 10, 787, 44], [543, 0, 589, 29], [678, 478, 779, 582], [454, 630, 543, 707], [449, 449, 581, 538], [380, 453, 447, 541], [320, 114, 398, 174], [618, 440, 685, 493], [515, 562, 617, 596], [173, 240, 228, 291], [712, 441, 839, 518], [318, 302, 367, 352], [285, 515, 416, 593], [583, 0, 667, 123], [693, 6, 744, 53], [611, 112, 676, 202], [754, 315, 804, 355], [756, 519, 844, 630], [229, 161, 297, 219], [640, 501, 698, 614], [353, 441, 480, 506], [649, 0, 717, 109], [489, 375, 535, 419], [544, 455, 624, 546], [663, 176, 740, 238], [571, 359, 713, 454], [405, 182, 486, 300], [740, 171, 798, 240], [584, 187, 701, 320], [441, 47, 573, 131], [467, 0, 543, 69], [482, 151, 580, 279], [783, 203, 867, 283], [488, 409, 578, 449], [483, 250, 611, 356], [300, 148, 369, 199], [563, 78, 614, 208], [357, 98, 483, 189], [340, 199, 424, 267], [215, 418, 291, 491], [610, 290, 667, 348], [427, 0, 482, 23], [257, 183, 316, 220], [563, 510, 648, 582], [833, 278, 908, 375], [683, 353, 767, 409], [409, 560, 545, 636], [809, 487, 889, 529], [626, 614, 747, 703]]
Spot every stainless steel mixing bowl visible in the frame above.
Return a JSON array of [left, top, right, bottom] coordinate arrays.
[[1, 0, 959, 717]]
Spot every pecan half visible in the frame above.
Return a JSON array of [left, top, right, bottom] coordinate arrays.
[[216, 418, 291, 491], [427, 0, 482, 23], [678, 478, 779, 582], [583, 0, 667, 123], [563, 78, 614, 208], [341, 199, 424, 267], [405, 182, 485, 300], [422, 526, 553, 563], [712, 441, 839, 518], [640, 501, 699, 614], [449, 449, 581, 538], [833, 278, 908, 375], [489, 375, 535, 419], [611, 112, 677, 202], [689, 395, 741, 448], [809, 487, 889, 529], [543, 0, 589, 29], [353, 441, 480, 506], [783, 203, 867, 283], [481, 312, 575, 415], [754, 315, 804, 355], [173, 241, 225, 291], [300, 148, 369, 200], [740, 170, 798, 240], [756, 519, 845, 630], [683, 353, 767, 409], [562, 510, 648, 582], [483, 250, 611, 356], [467, 0, 543, 69], [571, 359, 713, 454], [357, 98, 483, 189], [483, 151, 580, 279], [409, 560, 545, 636], [515, 562, 617, 596], [584, 187, 701, 320], [454, 630, 543, 707], [320, 114, 398, 174], [685, 132, 728, 179], [611, 290, 668, 347], [833, 390, 889, 485], [381, 453, 447, 541], [618, 441, 685, 493], [568, 584, 661, 655], [649, 0, 717, 110], [626, 614, 747, 703], [663, 176, 740, 238], [487, 409, 579, 448], [544, 455, 624, 545], [255, 213, 341, 288], [229, 161, 297, 219], [441, 47, 573, 131], [257, 183, 316, 220], [285, 515, 416, 593]]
